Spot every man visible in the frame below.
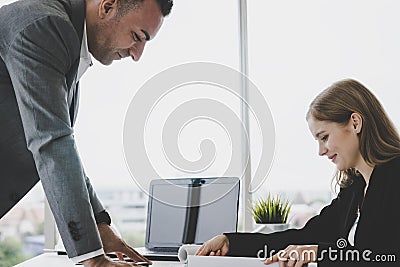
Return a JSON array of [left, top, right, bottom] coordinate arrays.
[[0, 0, 172, 266]]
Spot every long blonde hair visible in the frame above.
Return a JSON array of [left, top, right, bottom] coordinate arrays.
[[307, 79, 400, 187]]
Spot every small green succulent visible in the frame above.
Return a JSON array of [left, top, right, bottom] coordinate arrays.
[[251, 194, 291, 224]]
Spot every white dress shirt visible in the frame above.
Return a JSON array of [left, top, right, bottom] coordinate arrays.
[[347, 211, 360, 246]]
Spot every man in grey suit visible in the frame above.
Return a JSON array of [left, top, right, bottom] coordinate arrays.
[[0, 0, 172, 265]]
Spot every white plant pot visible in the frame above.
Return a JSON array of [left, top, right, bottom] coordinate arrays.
[[252, 223, 290, 234]]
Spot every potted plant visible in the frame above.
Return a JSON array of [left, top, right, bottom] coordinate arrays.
[[251, 193, 292, 233]]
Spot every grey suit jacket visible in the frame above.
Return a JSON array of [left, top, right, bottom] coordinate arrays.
[[0, 0, 105, 259]]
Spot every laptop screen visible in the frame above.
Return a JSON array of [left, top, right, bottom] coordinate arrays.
[[145, 177, 240, 249]]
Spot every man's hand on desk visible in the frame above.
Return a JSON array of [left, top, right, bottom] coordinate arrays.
[[96, 223, 152, 265], [82, 254, 143, 266]]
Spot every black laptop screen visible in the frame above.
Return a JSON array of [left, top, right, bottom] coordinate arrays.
[[146, 177, 239, 249]]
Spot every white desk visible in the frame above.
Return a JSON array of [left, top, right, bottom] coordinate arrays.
[[14, 253, 185, 267], [15, 253, 317, 267]]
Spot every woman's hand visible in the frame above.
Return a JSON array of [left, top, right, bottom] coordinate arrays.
[[264, 245, 318, 267], [195, 234, 230, 256]]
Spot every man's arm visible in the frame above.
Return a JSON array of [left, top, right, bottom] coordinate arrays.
[[4, 15, 103, 261], [84, 172, 108, 221]]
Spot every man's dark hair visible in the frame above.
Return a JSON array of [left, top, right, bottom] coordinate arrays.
[[154, 0, 173, 16], [118, 0, 173, 17]]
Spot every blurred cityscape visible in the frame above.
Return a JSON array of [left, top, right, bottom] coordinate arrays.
[[0, 185, 333, 266]]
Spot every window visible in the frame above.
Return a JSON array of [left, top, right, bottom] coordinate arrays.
[[75, 0, 240, 248], [3, 1, 400, 264], [0, 184, 44, 265], [247, 0, 400, 227]]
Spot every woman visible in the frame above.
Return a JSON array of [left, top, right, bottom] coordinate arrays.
[[196, 79, 400, 266]]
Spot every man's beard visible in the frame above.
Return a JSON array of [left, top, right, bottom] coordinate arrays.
[[87, 21, 116, 65]]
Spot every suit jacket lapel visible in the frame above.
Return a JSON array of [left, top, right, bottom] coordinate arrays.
[[65, 0, 85, 126], [70, 81, 80, 125]]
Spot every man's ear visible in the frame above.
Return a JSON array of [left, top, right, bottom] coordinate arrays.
[[350, 113, 363, 134], [98, 0, 118, 19]]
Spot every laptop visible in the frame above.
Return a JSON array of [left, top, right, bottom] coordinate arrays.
[[136, 177, 240, 261]]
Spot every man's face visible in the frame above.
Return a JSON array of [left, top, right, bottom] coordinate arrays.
[[87, 0, 164, 65]]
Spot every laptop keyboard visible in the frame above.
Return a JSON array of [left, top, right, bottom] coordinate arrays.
[[150, 247, 179, 253]]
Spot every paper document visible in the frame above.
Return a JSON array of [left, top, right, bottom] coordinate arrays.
[[187, 255, 278, 267], [178, 244, 202, 262]]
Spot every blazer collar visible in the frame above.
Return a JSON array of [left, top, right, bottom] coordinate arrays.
[[68, 0, 85, 45]]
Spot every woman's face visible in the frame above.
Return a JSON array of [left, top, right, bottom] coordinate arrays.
[[307, 115, 362, 171]]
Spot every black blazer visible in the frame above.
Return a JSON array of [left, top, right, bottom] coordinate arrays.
[[225, 157, 400, 266]]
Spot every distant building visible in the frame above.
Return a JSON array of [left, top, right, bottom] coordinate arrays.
[[0, 203, 44, 241], [97, 188, 148, 232]]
